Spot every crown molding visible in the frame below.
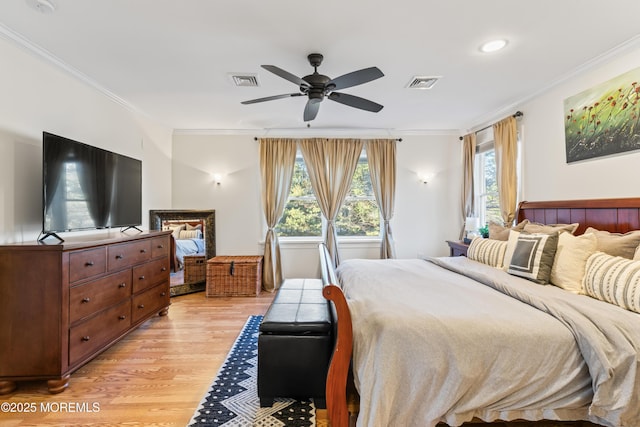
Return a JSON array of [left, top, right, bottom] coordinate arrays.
[[0, 22, 147, 118], [173, 128, 458, 137], [462, 34, 640, 134]]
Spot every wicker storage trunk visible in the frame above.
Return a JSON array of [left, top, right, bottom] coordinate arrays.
[[206, 255, 263, 297], [184, 254, 206, 283]]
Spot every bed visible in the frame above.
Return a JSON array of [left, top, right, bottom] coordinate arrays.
[[163, 219, 206, 272], [320, 197, 640, 427]]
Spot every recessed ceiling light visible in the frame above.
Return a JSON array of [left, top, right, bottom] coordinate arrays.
[[26, 0, 56, 14], [480, 39, 508, 53]]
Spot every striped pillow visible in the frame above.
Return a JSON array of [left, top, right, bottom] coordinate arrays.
[[178, 229, 202, 239], [583, 251, 640, 314], [467, 238, 507, 269]]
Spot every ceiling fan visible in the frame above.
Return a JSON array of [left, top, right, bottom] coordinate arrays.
[[241, 53, 384, 122]]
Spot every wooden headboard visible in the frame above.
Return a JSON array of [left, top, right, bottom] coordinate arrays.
[[163, 219, 205, 232], [517, 197, 640, 235]]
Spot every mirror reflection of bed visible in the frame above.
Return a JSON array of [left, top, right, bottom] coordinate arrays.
[[149, 210, 216, 297]]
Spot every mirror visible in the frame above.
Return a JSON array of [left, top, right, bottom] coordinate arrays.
[[149, 209, 216, 296]]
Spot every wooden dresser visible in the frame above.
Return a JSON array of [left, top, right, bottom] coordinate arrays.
[[0, 230, 171, 394]]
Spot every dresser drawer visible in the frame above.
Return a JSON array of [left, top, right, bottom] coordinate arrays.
[[132, 258, 170, 293], [69, 300, 132, 366], [69, 270, 132, 324], [107, 240, 151, 271], [69, 247, 107, 283], [132, 282, 170, 324], [151, 236, 170, 259]]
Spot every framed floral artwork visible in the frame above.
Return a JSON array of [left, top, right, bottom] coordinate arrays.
[[564, 67, 640, 163]]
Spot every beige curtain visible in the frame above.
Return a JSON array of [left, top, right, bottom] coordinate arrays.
[[300, 138, 364, 266], [366, 139, 396, 259], [460, 133, 476, 239], [493, 116, 518, 225], [259, 138, 297, 292]]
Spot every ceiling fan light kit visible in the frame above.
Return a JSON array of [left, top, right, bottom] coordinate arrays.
[[242, 53, 384, 122]]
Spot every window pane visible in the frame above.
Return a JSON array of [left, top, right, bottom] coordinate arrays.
[[276, 156, 322, 237], [337, 157, 379, 237], [483, 150, 501, 224], [336, 199, 380, 236], [277, 199, 322, 236]]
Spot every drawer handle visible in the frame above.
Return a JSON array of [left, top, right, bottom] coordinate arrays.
[[119, 315, 126, 320], [140, 249, 147, 253], [85, 261, 94, 267], [119, 283, 126, 288], [161, 267, 167, 272], [139, 275, 145, 280], [160, 292, 166, 297], [81, 297, 91, 303], [157, 244, 164, 249], [115, 254, 124, 260], [138, 304, 145, 309], [81, 336, 90, 342]]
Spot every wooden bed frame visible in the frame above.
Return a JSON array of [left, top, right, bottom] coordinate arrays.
[[320, 197, 640, 427]]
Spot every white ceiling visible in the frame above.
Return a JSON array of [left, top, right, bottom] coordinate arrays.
[[1, 0, 639, 133]]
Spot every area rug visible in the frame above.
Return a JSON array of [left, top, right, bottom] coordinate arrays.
[[187, 315, 316, 427]]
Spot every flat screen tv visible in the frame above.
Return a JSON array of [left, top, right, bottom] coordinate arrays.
[[41, 132, 142, 241]]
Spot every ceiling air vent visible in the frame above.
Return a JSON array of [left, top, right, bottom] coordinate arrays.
[[230, 74, 259, 87], [406, 76, 440, 90]]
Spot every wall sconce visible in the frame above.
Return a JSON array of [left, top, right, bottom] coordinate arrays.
[[418, 173, 430, 184], [213, 174, 222, 185]]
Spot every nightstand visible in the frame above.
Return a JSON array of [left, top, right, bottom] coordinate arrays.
[[446, 240, 470, 257]]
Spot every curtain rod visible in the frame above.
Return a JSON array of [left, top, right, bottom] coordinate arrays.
[[458, 111, 523, 140], [254, 137, 402, 141]]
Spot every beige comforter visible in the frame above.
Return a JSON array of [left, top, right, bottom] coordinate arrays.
[[336, 256, 640, 427]]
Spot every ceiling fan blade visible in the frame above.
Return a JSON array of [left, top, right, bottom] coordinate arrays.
[[241, 93, 303, 104], [303, 99, 321, 122], [328, 92, 383, 112], [262, 65, 311, 88], [327, 67, 384, 91]]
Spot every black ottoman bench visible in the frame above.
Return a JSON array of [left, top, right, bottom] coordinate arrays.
[[257, 278, 333, 409]]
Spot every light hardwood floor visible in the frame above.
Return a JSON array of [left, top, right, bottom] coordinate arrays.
[[1, 291, 327, 426]]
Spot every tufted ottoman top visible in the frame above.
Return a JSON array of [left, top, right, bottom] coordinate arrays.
[[259, 278, 332, 335]]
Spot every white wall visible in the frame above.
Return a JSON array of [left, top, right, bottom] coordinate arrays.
[[171, 132, 461, 279], [517, 45, 640, 201], [0, 36, 173, 244]]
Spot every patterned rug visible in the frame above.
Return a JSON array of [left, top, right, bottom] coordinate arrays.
[[187, 315, 316, 427]]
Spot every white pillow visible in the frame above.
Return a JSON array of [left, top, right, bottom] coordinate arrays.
[[634, 244, 640, 261], [163, 223, 185, 239], [550, 232, 597, 294], [583, 251, 640, 313]]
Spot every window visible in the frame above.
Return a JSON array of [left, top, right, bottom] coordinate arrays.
[[276, 149, 380, 238], [276, 155, 322, 237], [336, 156, 380, 237], [475, 145, 502, 227]]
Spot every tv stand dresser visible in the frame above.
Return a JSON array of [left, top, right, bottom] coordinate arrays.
[[0, 230, 171, 394]]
